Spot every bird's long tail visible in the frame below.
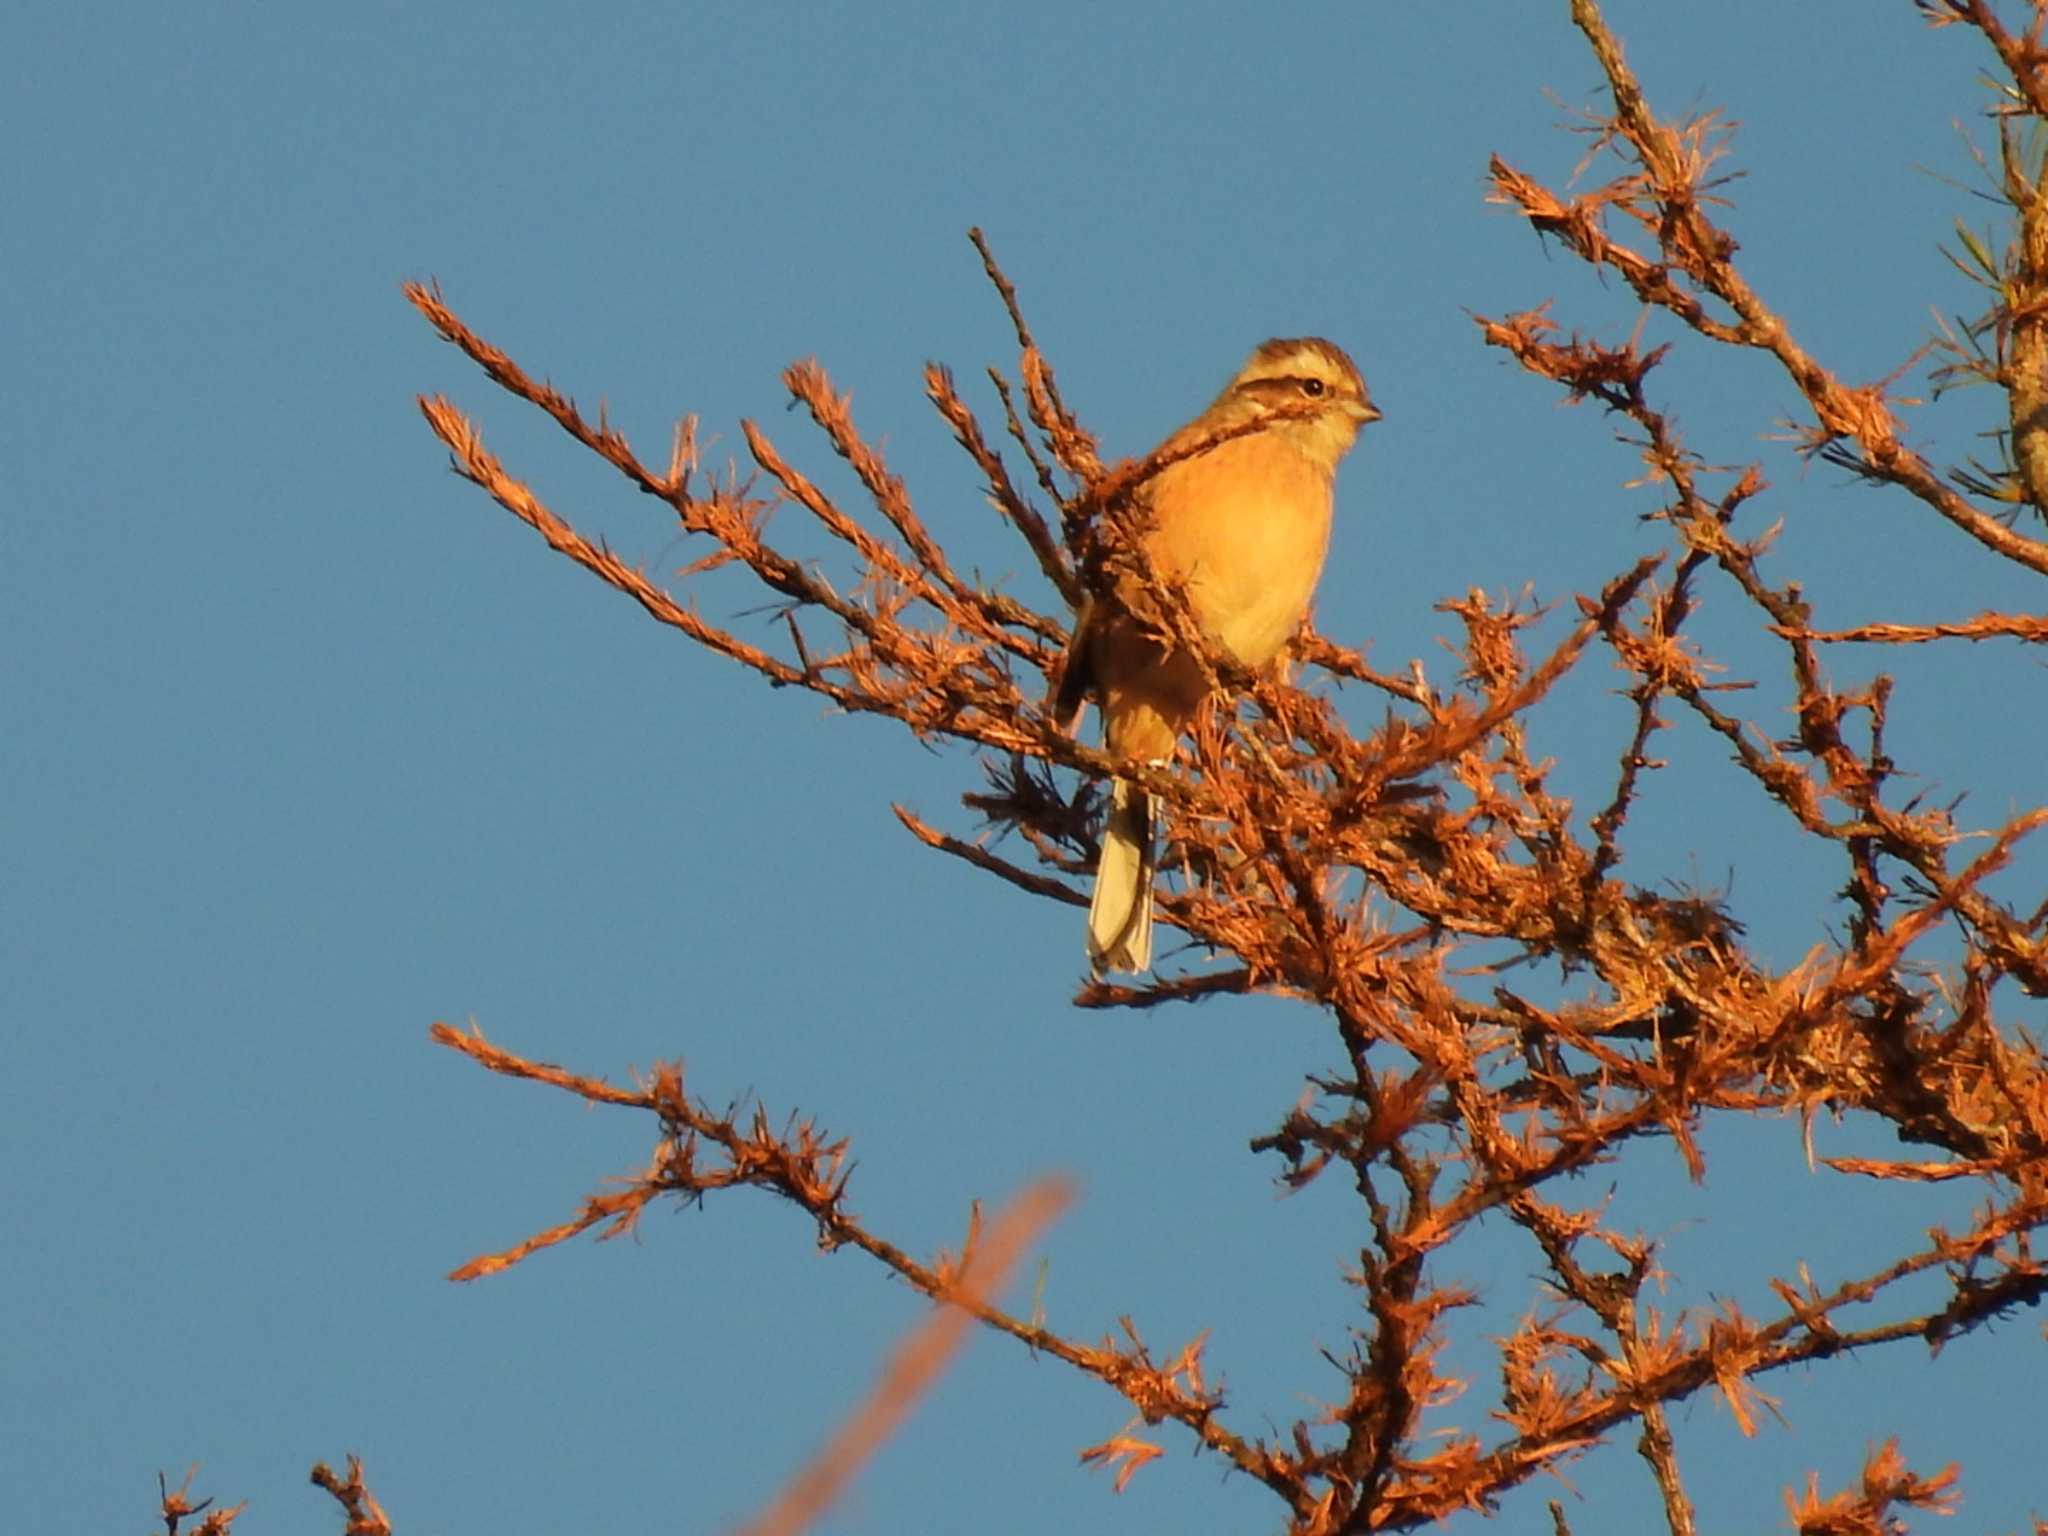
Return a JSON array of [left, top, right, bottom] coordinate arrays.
[[1088, 777, 1155, 973]]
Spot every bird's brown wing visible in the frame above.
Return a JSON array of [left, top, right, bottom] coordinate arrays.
[[1050, 595, 1098, 732]]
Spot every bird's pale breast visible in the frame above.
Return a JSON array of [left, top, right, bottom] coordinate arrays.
[[1144, 431, 1334, 667]]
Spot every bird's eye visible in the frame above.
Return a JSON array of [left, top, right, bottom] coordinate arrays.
[[1300, 378, 1326, 398]]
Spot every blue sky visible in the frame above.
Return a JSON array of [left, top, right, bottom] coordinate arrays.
[[5, 3, 2043, 1532]]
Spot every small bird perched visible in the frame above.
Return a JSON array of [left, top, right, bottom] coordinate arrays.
[[1054, 338, 1380, 973]]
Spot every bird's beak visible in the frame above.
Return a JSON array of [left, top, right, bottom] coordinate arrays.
[[1348, 399, 1383, 425]]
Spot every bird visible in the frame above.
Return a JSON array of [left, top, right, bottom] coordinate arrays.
[[1053, 337, 1380, 973]]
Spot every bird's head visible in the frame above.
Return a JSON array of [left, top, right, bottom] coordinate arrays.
[[1216, 337, 1380, 470]]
